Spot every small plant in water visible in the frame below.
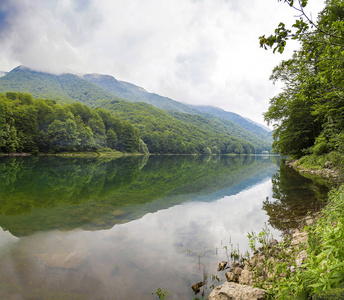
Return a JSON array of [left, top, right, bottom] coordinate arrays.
[[209, 274, 221, 282], [152, 288, 171, 299]]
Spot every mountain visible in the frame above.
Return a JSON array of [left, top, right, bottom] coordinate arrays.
[[83, 73, 272, 138], [83, 73, 198, 114], [187, 105, 272, 140], [0, 66, 272, 153], [244, 117, 272, 133], [0, 66, 123, 105]]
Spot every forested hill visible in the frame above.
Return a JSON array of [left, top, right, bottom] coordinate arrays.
[[0, 92, 140, 154], [187, 104, 272, 140], [0, 66, 123, 105], [83, 73, 197, 114], [0, 66, 270, 137], [0, 66, 272, 154]]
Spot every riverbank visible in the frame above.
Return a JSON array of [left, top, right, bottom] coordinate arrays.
[[210, 158, 344, 299]]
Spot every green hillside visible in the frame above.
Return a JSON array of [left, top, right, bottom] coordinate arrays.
[[98, 100, 267, 154], [0, 66, 122, 105], [0, 92, 140, 154], [187, 104, 272, 140], [169, 111, 270, 153], [0, 66, 272, 154], [83, 73, 198, 113]]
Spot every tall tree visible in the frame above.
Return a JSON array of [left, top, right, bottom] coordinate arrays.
[[263, 0, 344, 157]]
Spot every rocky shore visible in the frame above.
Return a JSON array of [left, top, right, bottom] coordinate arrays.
[[209, 216, 315, 300], [208, 159, 338, 300], [285, 159, 342, 183]]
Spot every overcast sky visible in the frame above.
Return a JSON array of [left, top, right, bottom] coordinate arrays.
[[0, 0, 325, 126]]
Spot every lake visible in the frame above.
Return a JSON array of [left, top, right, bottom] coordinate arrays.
[[0, 155, 328, 299]]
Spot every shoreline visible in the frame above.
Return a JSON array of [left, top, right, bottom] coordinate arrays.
[[210, 159, 343, 300]]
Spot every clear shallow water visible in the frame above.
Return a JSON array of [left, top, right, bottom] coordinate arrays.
[[0, 155, 328, 299]]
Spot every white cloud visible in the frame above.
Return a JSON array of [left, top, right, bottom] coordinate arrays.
[[0, 0, 325, 125]]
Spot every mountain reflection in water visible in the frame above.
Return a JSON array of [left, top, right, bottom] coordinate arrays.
[[0, 155, 327, 299]]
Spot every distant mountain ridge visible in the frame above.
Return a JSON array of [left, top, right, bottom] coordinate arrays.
[[0, 66, 122, 105], [187, 105, 272, 141], [0, 66, 272, 153], [82, 73, 271, 137], [83, 73, 198, 114]]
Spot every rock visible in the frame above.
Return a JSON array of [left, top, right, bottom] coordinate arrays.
[[192, 281, 204, 294], [209, 282, 266, 300], [217, 261, 228, 271], [238, 269, 254, 285], [268, 239, 278, 247], [324, 161, 332, 169], [232, 262, 240, 268], [305, 218, 314, 226], [225, 271, 238, 283], [295, 250, 308, 267], [234, 267, 242, 275], [291, 231, 308, 246]]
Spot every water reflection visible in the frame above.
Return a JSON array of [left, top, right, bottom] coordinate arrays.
[[0, 155, 277, 236], [0, 155, 326, 299], [263, 162, 329, 231]]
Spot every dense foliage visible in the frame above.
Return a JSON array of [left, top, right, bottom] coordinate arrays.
[[257, 1, 344, 298], [100, 100, 264, 154], [0, 92, 140, 153], [262, 0, 344, 160]]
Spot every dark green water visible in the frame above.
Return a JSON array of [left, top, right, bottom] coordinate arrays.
[[0, 155, 328, 299]]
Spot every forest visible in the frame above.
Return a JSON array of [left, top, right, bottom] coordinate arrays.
[[262, 0, 344, 164], [0, 92, 265, 155], [256, 0, 344, 298], [0, 92, 140, 154]]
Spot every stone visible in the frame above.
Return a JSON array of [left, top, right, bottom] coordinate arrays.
[[268, 239, 278, 247], [225, 271, 238, 283], [305, 218, 314, 226], [209, 282, 266, 300], [217, 261, 228, 271], [192, 281, 204, 294], [234, 267, 242, 275], [295, 250, 308, 267], [238, 269, 254, 285], [291, 231, 308, 246]]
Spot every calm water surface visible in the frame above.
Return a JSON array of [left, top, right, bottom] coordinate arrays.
[[0, 155, 328, 299]]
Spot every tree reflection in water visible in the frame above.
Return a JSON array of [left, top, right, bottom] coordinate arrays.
[[263, 162, 329, 231]]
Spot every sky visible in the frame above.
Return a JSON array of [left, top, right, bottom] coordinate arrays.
[[0, 0, 325, 126]]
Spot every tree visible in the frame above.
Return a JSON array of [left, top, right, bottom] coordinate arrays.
[[0, 124, 19, 153], [106, 128, 118, 149], [47, 119, 80, 152], [262, 0, 344, 157]]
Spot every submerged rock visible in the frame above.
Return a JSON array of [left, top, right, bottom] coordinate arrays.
[[209, 282, 266, 300], [191, 281, 204, 294]]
